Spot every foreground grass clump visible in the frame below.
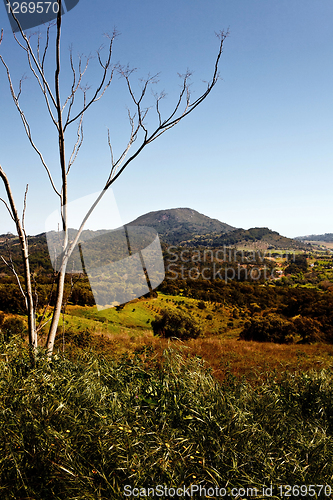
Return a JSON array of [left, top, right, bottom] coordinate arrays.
[[1, 338, 333, 498]]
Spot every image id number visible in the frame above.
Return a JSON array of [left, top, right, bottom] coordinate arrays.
[[278, 485, 332, 497], [6, 2, 60, 14]]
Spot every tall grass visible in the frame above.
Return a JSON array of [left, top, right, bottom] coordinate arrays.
[[1, 336, 333, 498]]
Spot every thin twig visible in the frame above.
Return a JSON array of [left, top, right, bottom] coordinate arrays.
[[1, 251, 28, 310], [0, 197, 15, 221], [22, 184, 28, 232], [64, 31, 118, 129]]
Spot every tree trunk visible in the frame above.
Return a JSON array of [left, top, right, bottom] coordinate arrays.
[[0, 167, 36, 350], [46, 265, 66, 355]]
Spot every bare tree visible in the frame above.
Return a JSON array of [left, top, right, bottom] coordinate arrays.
[[0, 1, 228, 358]]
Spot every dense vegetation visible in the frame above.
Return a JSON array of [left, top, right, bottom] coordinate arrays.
[[1, 337, 333, 499]]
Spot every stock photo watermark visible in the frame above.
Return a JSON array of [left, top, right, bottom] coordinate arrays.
[[124, 483, 333, 498], [44, 191, 297, 309], [165, 245, 295, 283]]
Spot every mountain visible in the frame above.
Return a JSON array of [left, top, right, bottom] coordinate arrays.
[[127, 208, 309, 249], [127, 208, 235, 245], [0, 208, 311, 276], [295, 233, 333, 243]]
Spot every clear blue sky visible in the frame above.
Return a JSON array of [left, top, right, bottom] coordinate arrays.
[[0, 0, 332, 238]]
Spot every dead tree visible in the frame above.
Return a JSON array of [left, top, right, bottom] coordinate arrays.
[[0, 1, 228, 357]]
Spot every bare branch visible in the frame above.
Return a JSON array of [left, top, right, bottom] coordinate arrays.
[[106, 108, 141, 183], [153, 89, 167, 127], [108, 128, 114, 167], [37, 31, 42, 67], [12, 33, 58, 122], [1, 254, 28, 307], [16, 74, 27, 101], [42, 24, 53, 72], [0, 164, 37, 346], [0, 197, 15, 221], [0, 56, 61, 197], [22, 184, 28, 232], [1, 237, 28, 308], [62, 50, 90, 119], [64, 31, 118, 129], [104, 30, 229, 191], [67, 96, 85, 174]]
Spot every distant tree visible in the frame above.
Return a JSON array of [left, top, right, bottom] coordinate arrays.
[[285, 255, 308, 275]]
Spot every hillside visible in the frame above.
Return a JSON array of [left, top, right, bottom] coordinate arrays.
[[0, 208, 311, 276], [127, 207, 235, 245], [184, 226, 310, 250], [296, 233, 333, 243]]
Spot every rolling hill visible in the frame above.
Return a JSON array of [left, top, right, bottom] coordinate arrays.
[[127, 208, 309, 249], [295, 233, 333, 243], [0, 208, 312, 276]]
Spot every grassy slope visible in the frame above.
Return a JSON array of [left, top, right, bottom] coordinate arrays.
[[58, 293, 240, 338], [48, 292, 333, 383]]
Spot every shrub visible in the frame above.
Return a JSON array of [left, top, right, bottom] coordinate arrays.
[[1, 316, 26, 341], [55, 327, 93, 348], [197, 301, 206, 310], [293, 316, 324, 344], [239, 313, 295, 343], [2, 342, 333, 495], [151, 308, 202, 340]]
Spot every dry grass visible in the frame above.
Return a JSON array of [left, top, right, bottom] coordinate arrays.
[[184, 337, 333, 383], [81, 329, 333, 386]]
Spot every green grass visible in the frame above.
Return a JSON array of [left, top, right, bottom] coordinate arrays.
[[57, 293, 240, 338], [1, 336, 333, 498]]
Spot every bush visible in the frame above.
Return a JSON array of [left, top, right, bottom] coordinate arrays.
[[55, 327, 93, 348], [239, 313, 295, 343], [197, 301, 206, 310], [240, 313, 327, 345], [293, 316, 324, 344], [1, 316, 26, 341], [151, 308, 202, 340]]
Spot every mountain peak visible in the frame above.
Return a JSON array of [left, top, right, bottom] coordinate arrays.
[[127, 207, 235, 245]]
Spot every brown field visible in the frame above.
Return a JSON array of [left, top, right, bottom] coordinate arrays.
[[307, 240, 333, 250], [85, 330, 333, 385]]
